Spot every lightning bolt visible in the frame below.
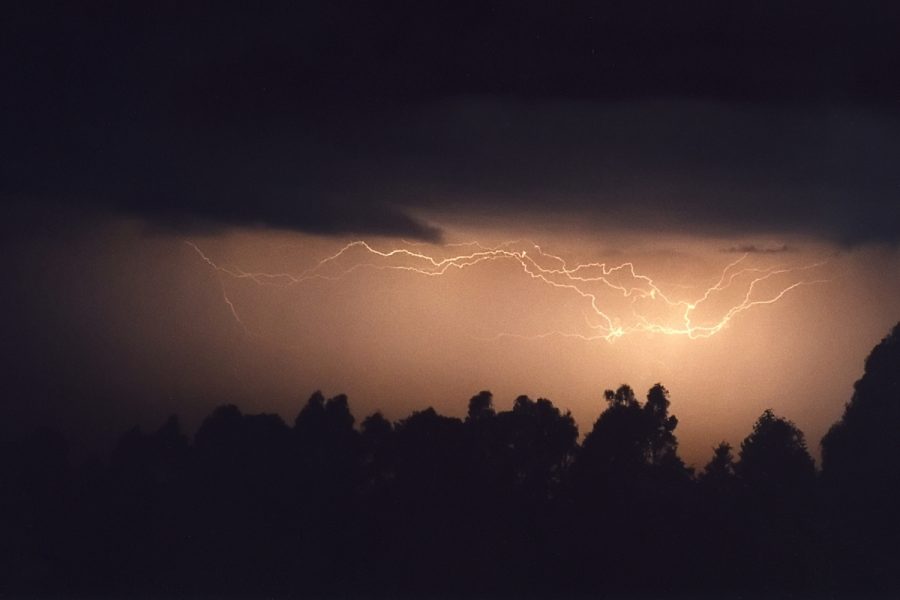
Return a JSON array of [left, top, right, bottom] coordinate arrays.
[[186, 239, 828, 342]]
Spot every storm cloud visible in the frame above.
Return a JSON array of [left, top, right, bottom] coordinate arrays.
[[3, 2, 899, 243]]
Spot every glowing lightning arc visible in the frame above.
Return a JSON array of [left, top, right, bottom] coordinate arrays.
[[186, 240, 828, 342]]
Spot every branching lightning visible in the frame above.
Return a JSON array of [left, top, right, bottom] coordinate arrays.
[[186, 240, 828, 342]]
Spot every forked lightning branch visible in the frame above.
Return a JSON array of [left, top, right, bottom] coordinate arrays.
[[187, 240, 828, 342]]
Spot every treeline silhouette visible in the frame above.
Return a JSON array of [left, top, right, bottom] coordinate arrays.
[[1, 323, 898, 598]]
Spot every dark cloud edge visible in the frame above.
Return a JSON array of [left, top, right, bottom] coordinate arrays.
[[721, 244, 795, 254], [1, 195, 445, 244]]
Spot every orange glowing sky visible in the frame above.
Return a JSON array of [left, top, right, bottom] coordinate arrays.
[[3, 214, 898, 465], [5, 211, 900, 466], [65, 217, 888, 467]]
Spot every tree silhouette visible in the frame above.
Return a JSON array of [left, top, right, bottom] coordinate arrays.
[[701, 441, 736, 490], [821, 322, 900, 591], [644, 383, 683, 470], [189, 405, 294, 594], [737, 409, 815, 495], [466, 390, 495, 422], [359, 410, 393, 487], [697, 441, 742, 590], [3, 323, 900, 597], [734, 409, 819, 592], [577, 383, 689, 478], [563, 383, 694, 592], [494, 395, 578, 494]]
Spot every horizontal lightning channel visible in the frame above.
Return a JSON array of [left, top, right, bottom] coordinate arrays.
[[186, 240, 828, 342]]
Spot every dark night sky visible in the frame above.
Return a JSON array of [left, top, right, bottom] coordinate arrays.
[[3, 1, 899, 243]]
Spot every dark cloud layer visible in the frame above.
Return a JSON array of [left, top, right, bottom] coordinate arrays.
[[374, 99, 900, 245], [3, 2, 899, 243], [723, 245, 794, 255]]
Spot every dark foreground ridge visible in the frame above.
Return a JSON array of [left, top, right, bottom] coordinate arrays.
[[2, 323, 899, 599]]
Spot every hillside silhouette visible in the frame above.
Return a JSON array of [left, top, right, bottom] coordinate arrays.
[[1, 322, 898, 598]]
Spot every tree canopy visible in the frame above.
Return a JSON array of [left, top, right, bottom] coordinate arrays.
[[1, 322, 899, 597]]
